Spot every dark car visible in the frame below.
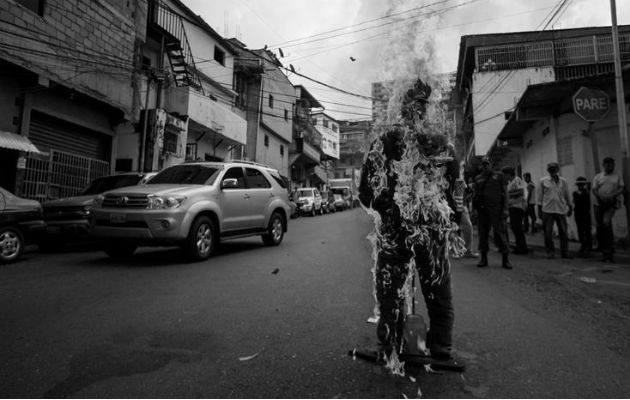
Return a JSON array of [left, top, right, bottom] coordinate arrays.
[[38, 173, 148, 249], [0, 187, 45, 264]]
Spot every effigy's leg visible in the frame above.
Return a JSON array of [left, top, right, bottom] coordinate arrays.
[[414, 237, 454, 359], [375, 251, 410, 356]]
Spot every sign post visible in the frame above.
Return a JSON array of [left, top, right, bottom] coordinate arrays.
[[610, 0, 630, 249]]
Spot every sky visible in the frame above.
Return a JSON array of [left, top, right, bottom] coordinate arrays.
[[181, 0, 630, 121]]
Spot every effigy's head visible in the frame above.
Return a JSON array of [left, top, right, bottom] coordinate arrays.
[[400, 78, 432, 125]]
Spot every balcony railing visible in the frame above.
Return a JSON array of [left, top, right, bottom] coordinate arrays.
[[476, 32, 630, 76]]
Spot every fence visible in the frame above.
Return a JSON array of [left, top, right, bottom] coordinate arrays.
[[21, 150, 110, 202]]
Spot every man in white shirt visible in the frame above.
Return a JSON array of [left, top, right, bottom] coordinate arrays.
[[537, 162, 573, 259], [592, 157, 625, 263]]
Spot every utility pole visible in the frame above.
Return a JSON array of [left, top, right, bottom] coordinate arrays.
[[610, 0, 630, 248]]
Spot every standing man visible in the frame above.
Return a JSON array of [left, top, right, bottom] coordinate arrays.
[[472, 157, 512, 269], [502, 166, 529, 254], [537, 162, 573, 259], [359, 78, 460, 363], [573, 176, 592, 258], [592, 157, 625, 263], [523, 172, 537, 233]]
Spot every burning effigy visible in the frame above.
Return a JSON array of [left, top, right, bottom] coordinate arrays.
[[358, 77, 465, 375]]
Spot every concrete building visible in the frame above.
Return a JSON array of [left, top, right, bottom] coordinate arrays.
[[117, 0, 246, 174], [290, 85, 325, 189], [310, 111, 340, 183], [455, 26, 630, 241], [228, 39, 294, 179], [335, 120, 370, 183], [0, 0, 147, 200]]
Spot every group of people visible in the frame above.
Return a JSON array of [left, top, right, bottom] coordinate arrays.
[[458, 156, 625, 267]]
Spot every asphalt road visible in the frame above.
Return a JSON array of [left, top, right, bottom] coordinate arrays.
[[1, 208, 629, 398]]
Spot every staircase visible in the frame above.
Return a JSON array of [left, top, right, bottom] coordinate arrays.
[[148, 0, 204, 93]]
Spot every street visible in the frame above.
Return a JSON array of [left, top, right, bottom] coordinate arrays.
[[1, 208, 630, 398]]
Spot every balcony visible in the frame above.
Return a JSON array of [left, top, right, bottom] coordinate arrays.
[[289, 137, 320, 166], [166, 86, 246, 145]]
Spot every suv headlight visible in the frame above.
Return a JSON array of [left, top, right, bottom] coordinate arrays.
[[147, 195, 186, 209]]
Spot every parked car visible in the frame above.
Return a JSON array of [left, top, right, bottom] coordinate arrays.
[[38, 173, 149, 250], [295, 188, 323, 216], [332, 193, 346, 211], [331, 187, 353, 209], [0, 187, 46, 264], [90, 161, 291, 261]]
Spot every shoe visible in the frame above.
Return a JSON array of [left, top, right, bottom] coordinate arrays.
[[477, 252, 488, 268], [464, 251, 479, 259], [428, 345, 453, 360], [513, 249, 529, 255], [561, 252, 572, 259], [502, 253, 513, 269]]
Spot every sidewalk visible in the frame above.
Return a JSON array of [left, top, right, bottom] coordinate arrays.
[[517, 230, 629, 262]]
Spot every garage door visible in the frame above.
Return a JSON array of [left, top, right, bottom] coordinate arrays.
[[28, 110, 111, 160]]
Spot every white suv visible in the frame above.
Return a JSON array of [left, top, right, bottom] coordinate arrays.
[[90, 161, 291, 261]]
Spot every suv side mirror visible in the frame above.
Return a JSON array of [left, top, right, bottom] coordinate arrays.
[[221, 178, 238, 189]]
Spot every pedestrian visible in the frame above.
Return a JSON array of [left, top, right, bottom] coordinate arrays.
[[472, 157, 512, 269], [502, 166, 529, 254], [358, 78, 460, 364], [573, 176, 592, 258], [453, 167, 478, 258], [592, 157, 625, 263], [537, 162, 573, 259], [523, 172, 537, 233]]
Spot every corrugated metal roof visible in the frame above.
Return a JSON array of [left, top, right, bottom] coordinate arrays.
[[0, 131, 41, 153]]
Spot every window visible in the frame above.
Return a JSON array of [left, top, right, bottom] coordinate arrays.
[[332, 123, 338, 133], [185, 143, 198, 161], [163, 131, 178, 154], [17, 0, 45, 16], [214, 46, 225, 66], [280, 145, 284, 156], [245, 168, 271, 188], [222, 167, 245, 188], [264, 135, 269, 147], [323, 120, 329, 128], [284, 109, 288, 121], [269, 94, 274, 108]]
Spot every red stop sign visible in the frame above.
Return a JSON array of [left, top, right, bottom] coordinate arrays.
[[572, 86, 610, 122]]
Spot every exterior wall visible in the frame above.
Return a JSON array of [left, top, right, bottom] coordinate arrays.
[[0, 0, 143, 117], [0, 75, 23, 133], [517, 108, 628, 240], [312, 113, 340, 159], [259, 60, 294, 144], [472, 67, 554, 155], [256, 124, 289, 178]]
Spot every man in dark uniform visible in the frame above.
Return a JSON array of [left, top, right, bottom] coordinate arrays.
[[573, 176, 592, 257], [359, 78, 460, 362], [472, 157, 512, 269]]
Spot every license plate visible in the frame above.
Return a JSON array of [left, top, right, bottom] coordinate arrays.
[[110, 213, 126, 224]]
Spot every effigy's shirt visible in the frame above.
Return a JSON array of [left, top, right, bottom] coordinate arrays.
[[358, 127, 458, 262]]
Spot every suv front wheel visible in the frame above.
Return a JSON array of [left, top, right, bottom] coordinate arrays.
[[262, 212, 284, 246], [184, 215, 216, 261]]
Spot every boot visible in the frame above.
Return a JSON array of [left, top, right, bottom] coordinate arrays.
[[477, 252, 488, 268], [502, 253, 513, 269]]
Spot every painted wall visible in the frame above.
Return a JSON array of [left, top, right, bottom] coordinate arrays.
[[256, 125, 290, 178], [472, 67, 555, 156], [0, 75, 23, 134], [516, 107, 628, 240], [259, 61, 294, 144]]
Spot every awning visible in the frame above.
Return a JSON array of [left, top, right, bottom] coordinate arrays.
[[0, 131, 41, 153]]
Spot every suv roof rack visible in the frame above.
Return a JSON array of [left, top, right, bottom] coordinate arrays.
[[229, 159, 273, 169]]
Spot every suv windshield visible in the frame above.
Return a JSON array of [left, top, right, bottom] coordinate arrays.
[[149, 165, 219, 185], [297, 189, 314, 197], [81, 175, 143, 195]]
